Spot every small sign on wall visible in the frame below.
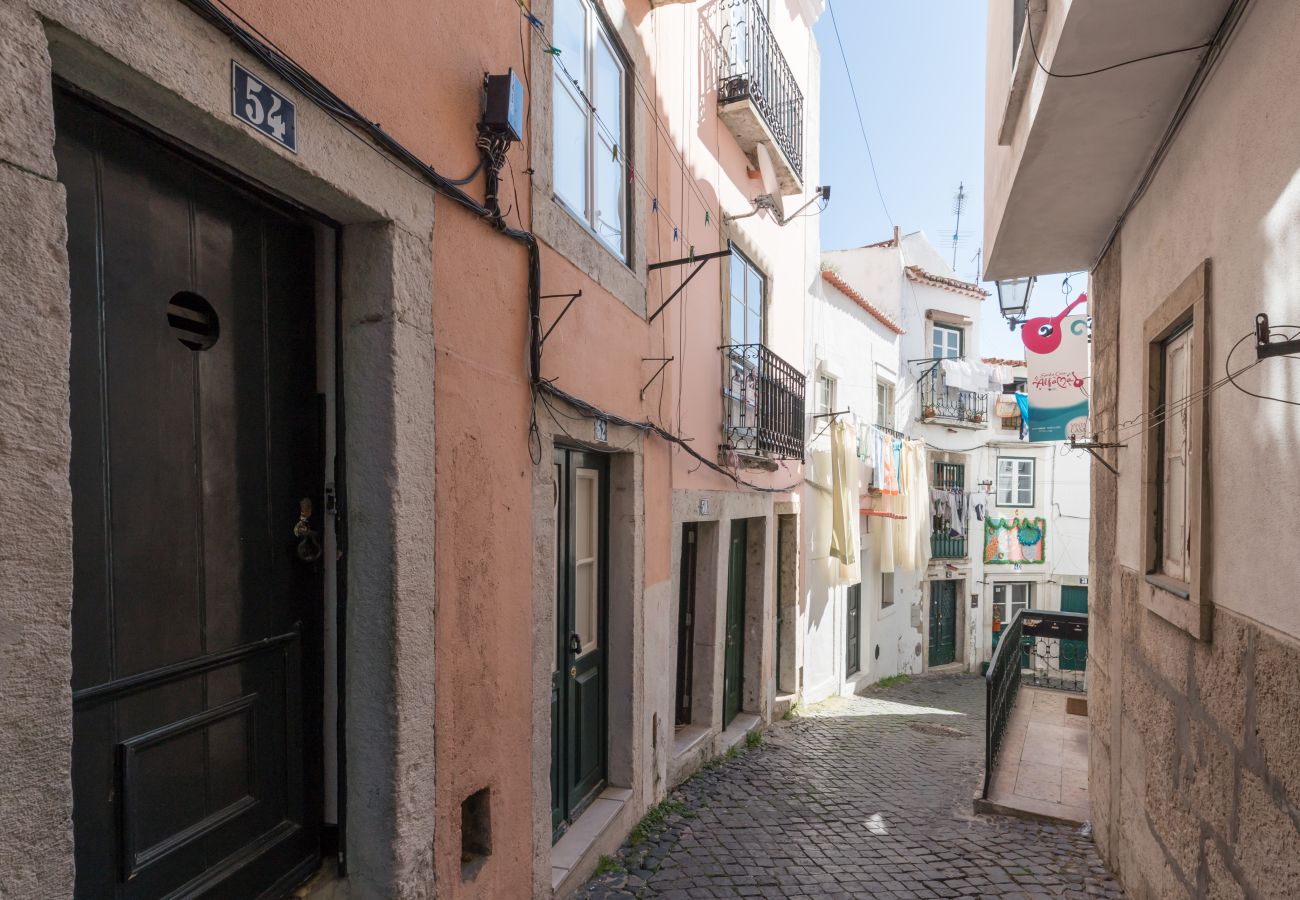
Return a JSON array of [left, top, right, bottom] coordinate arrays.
[[232, 62, 297, 153]]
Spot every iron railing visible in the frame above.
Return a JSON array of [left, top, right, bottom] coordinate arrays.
[[983, 608, 1024, 799], [920, 366, 989, 425], [723, 343, 805, 459], [718, 0, 804, 181], [930, 462, 967, 559], [983, 608, 1088, 798]]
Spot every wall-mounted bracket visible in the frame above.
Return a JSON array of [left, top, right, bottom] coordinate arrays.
[[1068, 435, 1125, 476], [639, 357, 674, 399], [1255, 313, 1300, 359], [540, 290, 582, 345], [809, 408, 851, 443], [646, 241, 734, 323]]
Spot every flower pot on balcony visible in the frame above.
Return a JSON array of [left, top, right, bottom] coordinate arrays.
[[922, 406, 937, 419]]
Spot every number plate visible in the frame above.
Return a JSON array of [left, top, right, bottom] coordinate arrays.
[[231, 62, 297, 153]]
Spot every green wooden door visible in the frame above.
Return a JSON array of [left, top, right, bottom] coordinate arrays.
[[724, 520, 747, 726], [928, 581, 957, 666], [551, 448, 607, 838], [1060, 586, 1089, 671], [845, 583, 861, 676]]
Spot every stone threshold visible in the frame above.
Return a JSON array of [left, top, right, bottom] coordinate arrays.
[[551, 785, 633, 893]]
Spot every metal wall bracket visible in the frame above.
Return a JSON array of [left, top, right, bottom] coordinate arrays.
[[1068, 436, 1125, 476], [646, 241, 734, 323], [1255, 313, 1300, 359], [640, 357, 674, 399], [540, 290, 582, 345]]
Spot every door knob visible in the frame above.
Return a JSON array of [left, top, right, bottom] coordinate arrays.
[[293, 497, 323, 562], [568, 632, 582, 655]]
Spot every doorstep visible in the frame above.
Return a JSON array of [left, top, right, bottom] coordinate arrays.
[[720, 712, 761, 751], [551, 785, 633, 892]]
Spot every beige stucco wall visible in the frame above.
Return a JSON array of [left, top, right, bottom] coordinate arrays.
[[1089, 2, 1300, 895]]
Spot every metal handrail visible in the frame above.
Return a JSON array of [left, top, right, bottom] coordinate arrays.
[[983, 608, 1089, 798], [718, 0, 804, 180], [983, 608, 1024, 799]]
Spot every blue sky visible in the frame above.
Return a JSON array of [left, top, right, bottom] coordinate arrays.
[[812, 0, 1080, 359]]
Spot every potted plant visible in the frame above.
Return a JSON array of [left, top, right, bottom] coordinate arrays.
[[922, 405, 937, 419]]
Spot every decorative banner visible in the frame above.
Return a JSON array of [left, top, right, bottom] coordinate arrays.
[[984, 517, 1047, 565], [1022, 294, 1090, 441]]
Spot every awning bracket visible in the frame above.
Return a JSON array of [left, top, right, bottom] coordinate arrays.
[[540, 290, 583, 345]]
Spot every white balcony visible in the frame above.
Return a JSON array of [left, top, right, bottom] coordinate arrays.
[[983, 0, 1236, 279]]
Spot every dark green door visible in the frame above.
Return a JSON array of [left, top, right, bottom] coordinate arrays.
[[1060, 586, 1089, 671], [928, 581, 957, 666], [846, 584, 862, 676], [723, 520, 747, 726], [551, 449, 607, 838], [60, 91, 324, 897]]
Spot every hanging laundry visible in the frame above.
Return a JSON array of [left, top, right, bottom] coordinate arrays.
[[828, 420, 861, 584]]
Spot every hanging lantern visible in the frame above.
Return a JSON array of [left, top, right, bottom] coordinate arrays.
[[995, 275, 1036, 331]]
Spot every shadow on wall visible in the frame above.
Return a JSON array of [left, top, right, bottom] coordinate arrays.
[[1261, 166, 1300, 446]]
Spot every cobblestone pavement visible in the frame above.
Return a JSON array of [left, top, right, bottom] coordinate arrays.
[[575, 674, 1122, 899]]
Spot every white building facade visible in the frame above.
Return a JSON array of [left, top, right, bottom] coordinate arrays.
[[809, 230, 1090, 686]]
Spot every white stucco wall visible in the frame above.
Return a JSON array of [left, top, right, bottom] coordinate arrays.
[[800, 269, 918, 703]]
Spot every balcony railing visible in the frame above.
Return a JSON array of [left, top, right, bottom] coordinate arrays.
[[983, 608, 1088, 799], [723, 343, 805, 460], [718, 0, 804, 182], [931, 462, 967, 559], [920, 365, 988, 425]]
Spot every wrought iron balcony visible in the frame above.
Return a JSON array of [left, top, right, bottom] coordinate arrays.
[[920, 365, 988, 426], [983, 608, 1088, 799], [722, 343, 805, 460], [930, 462, 968, 559], [718, 0, 804, 189]]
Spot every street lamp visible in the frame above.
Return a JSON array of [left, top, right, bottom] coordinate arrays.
[[995, 275, 1036, 331]]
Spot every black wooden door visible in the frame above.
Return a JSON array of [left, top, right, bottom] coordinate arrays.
[[928, 581, 957, 666], [674, 524, 698, 727], [723, 520, 747, 727], [845, 583, 861, 676], [58, 91, 323, 898], [551, 449, 607, 837]]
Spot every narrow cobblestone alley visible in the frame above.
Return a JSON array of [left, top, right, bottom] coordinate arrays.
[[576, 675, 1122, 899]]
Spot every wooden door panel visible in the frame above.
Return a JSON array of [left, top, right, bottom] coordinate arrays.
[[724, 520, 746, 726], [552, 450, 608, 832], [60, 90, 321, 898]]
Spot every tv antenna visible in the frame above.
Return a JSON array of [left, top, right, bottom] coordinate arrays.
[[950, 181, 967, 269]]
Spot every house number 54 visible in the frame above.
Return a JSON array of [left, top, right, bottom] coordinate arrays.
[[232, 62, 297, 153]]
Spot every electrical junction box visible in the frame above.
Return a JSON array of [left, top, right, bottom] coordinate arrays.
[[483, 70, 525, 143]]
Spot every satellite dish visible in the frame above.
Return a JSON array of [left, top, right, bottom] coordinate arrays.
[[755, 142, 780, 197]]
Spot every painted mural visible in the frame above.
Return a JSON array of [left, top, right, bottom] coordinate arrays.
[[984, 516, 1047, 565]]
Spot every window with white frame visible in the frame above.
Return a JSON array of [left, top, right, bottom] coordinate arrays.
[[992, 582, 1032, 627], [1156, 324, 1193, 583], [552, 0, 628, 259], [728, 251, 765, 346], [996, 457, 1034, 507], [815, 373, 836, 418], [931, 323, 962, 359], [876, 380, 895, 431]]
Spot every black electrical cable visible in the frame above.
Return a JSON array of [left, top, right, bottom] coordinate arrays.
[[185, 0, 798, 495], [1024, 2, 1211, 79]]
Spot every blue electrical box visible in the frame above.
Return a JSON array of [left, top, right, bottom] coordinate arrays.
[[483, 70, 525, 143]]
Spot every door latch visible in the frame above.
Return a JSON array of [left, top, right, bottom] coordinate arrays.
[[293, 497, 323, 563], [567, 632, 582, 655]]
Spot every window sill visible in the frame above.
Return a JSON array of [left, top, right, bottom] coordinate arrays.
[[1141, 572, 1209, 641], [551, 193, 632, 272]]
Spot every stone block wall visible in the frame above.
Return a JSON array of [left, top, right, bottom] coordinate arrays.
[[1088, 241, 1300, 899]]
